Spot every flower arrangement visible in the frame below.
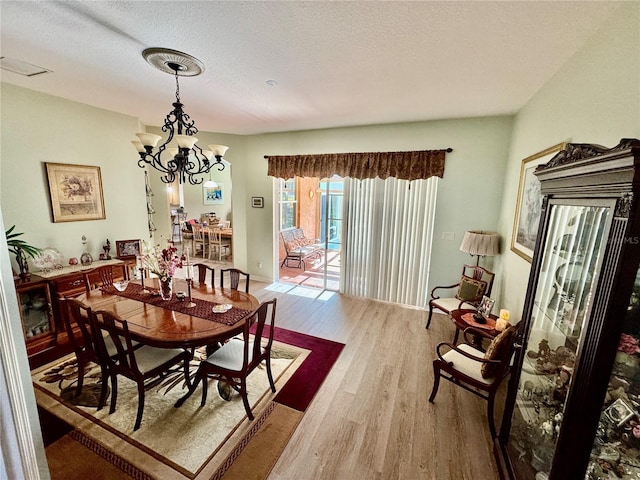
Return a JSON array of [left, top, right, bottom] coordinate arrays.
[[141, 241, 183, 281]]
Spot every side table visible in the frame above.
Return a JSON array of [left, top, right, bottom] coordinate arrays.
[[450, 308, 500, 350]]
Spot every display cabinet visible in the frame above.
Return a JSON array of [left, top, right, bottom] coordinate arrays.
[[20, 259, 127, 368], [14, 275, 55, 358], [495, 139, 640, 480]]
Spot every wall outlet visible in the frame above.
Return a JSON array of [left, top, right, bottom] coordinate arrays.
[[258, 261, 263, 269], [442, 232, 455, 241]]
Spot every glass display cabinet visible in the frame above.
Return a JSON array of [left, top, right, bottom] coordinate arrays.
[[495, 139, 640, 480], [14, 275, 55, 358]]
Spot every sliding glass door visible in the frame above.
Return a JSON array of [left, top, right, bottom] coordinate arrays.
[[318, 177, 343, 290]]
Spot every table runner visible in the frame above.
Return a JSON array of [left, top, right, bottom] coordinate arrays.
[[461, 312, 497, 331], [101, 283, 252, 326]]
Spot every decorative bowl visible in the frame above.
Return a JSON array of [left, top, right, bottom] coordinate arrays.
[[113, 281, 129, 292]]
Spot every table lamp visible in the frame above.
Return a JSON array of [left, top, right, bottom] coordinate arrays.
[[460, 230, 500, 266]]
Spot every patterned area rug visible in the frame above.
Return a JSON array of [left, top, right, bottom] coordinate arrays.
[[35, 328, 344, 479]]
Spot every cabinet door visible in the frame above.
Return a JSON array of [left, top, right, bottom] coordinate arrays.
[[17, 282, 54, 344], [585, 266, 640, 479], [504, 202, 610, 478]]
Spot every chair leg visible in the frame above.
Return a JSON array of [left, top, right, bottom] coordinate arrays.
[[200, 375, 209, 407], [109, 375, 118, 414], [97, 367, 109, 411], [266, 357, 276, 393], [75, 359, 86, 396], [428, 363, 441, 403], [425, 304, 435, 329], [453, 327, 460, 345], [133, 383, 145, 431], [240, 379, 253, 420]]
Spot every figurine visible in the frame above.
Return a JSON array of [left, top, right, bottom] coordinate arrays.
[[103, 239, 111, 260]]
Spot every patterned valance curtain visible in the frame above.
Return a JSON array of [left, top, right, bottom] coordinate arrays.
[[265, 149, 450, 181]]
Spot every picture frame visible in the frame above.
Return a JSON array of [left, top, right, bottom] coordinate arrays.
[[115, 239, 141, 259], [605, 398, 635, 427], [477, 295, 495, 319], [251, 196, 264, 208], [203, 183, 223, 205], [45, 162, 106, 222], [511, 143, 566, 262]]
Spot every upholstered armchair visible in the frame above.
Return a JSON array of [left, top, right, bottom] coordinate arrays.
[[425, 264, 495, 330], [429, 324, 518, 437]]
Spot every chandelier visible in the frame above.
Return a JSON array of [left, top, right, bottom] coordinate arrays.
[[131, 48, 228, 185]]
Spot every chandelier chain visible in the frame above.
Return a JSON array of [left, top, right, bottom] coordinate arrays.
[[174, 71, 181, 103]]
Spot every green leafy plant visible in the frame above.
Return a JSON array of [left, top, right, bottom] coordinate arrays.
[[6, 226, 43, 277], [5, 225, 41, 259]]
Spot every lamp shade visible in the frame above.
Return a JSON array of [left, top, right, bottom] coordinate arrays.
[[460, 230, 500, 257]]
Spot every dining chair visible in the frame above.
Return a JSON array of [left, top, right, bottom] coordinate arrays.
[[174, 298, 277, 420], [60, 297, 110, 401], [220, 267, 250, 293], [425, 264, 495, 330], [207, 227, 230, 261], [192, 226, 207, 258], [429, 324, 518, 437], [90, 309, 193, 431], [193, 263, 215, 287], [82, 265, 115, 293]]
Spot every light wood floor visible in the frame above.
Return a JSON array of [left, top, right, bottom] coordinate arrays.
[[248, 280, 501, 480]]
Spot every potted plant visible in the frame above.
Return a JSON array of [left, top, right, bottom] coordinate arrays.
[[5, 225, 41, 279]]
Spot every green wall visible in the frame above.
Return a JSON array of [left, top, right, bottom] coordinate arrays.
[[495, 3, 640, 321], [0, 83, 148, 270]]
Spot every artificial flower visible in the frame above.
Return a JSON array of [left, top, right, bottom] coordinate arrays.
[[141, 241, 183, 281]]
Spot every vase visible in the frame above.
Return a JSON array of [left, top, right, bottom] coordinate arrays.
[[159, 277, 173, 300]]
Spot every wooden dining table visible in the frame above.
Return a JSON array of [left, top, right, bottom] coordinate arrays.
[[75, 278, 259, 349]]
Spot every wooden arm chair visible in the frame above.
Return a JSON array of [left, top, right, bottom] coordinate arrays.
[[175, 299, 277, 420], [425, 264, 495, 330], [220, 267, 250, 293], [428, 324, 518, 437], [193, 263, 215, 287], [90, 309, 192, 431]]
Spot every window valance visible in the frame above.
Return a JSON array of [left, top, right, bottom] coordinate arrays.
[[265, 148, 451, 181]]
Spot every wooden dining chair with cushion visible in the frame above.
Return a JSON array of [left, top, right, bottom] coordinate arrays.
[[90, 309, 193, 431], [428, 324, 518, 437], [193, 263, 215, 287], [425, 264, 495, 330], [60, 297, 109, 401], [174, 298, 277, 420], [220, 267, 250, 293]]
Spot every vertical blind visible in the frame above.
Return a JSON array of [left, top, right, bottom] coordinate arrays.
[[341, 177, 438, 307]]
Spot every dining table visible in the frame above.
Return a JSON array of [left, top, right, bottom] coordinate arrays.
[[75, 277, 259, 349]]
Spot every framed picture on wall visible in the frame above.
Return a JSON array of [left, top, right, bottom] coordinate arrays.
[[251, 196, 264, 208], [45, 162, 106, 222], [203, 183, 223, 205], [511, 142, 566, 262], [115, 239, 141, 258]]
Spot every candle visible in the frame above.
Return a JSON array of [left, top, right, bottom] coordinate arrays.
[[496, 309, 510, 331], [185, 247, 191, 280]]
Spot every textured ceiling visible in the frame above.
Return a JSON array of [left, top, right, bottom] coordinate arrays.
[[0, 1, 625, 135]]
